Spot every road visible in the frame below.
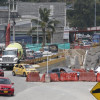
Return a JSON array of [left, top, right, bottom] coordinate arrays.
[[0, 71, 97, 100]]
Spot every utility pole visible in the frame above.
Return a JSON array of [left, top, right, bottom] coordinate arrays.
[[37, 7, 39, 44], [65, 5, 66, 27], [13, 0, 14, 11], [8, 0, 10, 24], [94, 0, 96, 34], [12, 0, 16, 43]]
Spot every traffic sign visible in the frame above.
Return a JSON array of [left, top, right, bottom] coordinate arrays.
[[90, 82, 100, 100]]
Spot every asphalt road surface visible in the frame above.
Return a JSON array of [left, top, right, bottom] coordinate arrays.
[[0, 71, 97, 100]]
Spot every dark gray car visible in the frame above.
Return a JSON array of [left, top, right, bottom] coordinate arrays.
[[49, 67, 80, 78]]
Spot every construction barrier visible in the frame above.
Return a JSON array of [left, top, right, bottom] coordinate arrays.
[[72, 69, 86, 72], [89, 70, 94, 72], [41, 73, 59, 82], [79, 72, 96, 82], [41, 72, 97, 82], [97, 73, 100, 82], [70, 73, 78, 81], [26, 72, 40, 82], [60, 73, 67, 81], [74, 45, 90, 49], [40, 73, 46, 82], [50, 73, 59, 82], [60, 73, 78, 81]]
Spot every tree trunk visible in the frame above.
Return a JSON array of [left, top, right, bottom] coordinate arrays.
[[51, 32, 53, 44], [42, 28, 46, 47]]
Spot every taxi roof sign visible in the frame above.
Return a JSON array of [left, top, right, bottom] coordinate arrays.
[[90, 82, 100, 100]]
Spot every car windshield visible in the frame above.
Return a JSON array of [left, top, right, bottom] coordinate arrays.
[[24, 65, 34, 68], [0, 78, 11, 84], [3, 50, 17, 56]]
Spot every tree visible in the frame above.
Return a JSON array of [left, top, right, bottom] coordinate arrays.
[[67, 0, 95, 29], [18, 0, 68, 2], [47, 19, 59, 43], [28, 8, 59, 46]]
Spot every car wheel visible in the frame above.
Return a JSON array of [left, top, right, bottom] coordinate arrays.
[[23, 72, 26, 77], [10, 93, 14, 96], [12, 71, 16, 76], [2, 75, 4, 77]]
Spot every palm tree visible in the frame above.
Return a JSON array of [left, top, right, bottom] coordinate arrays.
[[47, 19, 59, 43], [28, 8, 59, 46]]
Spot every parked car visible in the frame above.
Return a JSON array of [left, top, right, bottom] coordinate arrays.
[[12, 64, 39, 77], [42, 51, 53, 57], [25, 56, 34, 61], [48, 67, 80, 78], [0, 69, 4, 77], [42, 44, 58, 57], [33, 51, 43, 58], [0, 77, 14, 96], [26, 49, 34, 56]]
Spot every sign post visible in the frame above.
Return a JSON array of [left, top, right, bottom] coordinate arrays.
[[45, 53, 50, 82]]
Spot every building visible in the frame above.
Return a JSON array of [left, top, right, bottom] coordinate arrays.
[[0, 2, 66, 44]]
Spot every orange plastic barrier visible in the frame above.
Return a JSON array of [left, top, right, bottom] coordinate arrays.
[[74, 46, 81, 49], [60, 72, 78, 81], [72, 69, 86, 72], [79, 72, 96, 82], [70, 73, 78, 81], [89, 70, 94, 72], [40, 74, 46, 82], [26, 72, 40, 82], [97, 73, 100, 82], [41, 73, 59, 82], [60, 73, 67, 81], [50, 73, 59, 82]]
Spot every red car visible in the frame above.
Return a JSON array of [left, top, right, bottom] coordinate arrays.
[[0, 69, 4, 77], [0, 77, 14, 96]]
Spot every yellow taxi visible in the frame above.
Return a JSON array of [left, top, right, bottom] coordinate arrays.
[[12, 64, 39, 77]]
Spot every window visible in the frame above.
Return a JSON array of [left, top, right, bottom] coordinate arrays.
[[52, 68, 59, 72], [19, 65, 23, 68], [0, 79, 11, 84], [60, 68, 66, 72], [15, 65, 18, 68]]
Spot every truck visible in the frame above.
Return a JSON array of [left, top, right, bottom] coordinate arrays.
[[0, 43, 23, 70]]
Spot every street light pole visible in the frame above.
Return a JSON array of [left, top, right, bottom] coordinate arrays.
[[37, 9, 39, 44], [94, 0, 96, 33], [37, 6, 41, 44], [8, 0, 10, 24], [13, 19, 15, 43], [12, 0, 16, 43]]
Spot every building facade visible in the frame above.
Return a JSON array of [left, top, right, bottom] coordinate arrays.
[[0, 2, 66, 44]]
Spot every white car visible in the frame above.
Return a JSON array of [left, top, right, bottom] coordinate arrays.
[[94, 66, 100, 75], [42, 51, 52, 57]]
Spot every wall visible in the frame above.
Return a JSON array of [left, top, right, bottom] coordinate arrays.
[[37, 57, 67, 73], [83, 46, 100, 70]]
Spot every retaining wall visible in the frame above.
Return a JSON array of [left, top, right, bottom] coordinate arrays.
[[37, 57, 66, 73], [83, 46, 100, 70]]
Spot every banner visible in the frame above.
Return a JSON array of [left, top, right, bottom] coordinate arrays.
[[5, 23, 10, 47]]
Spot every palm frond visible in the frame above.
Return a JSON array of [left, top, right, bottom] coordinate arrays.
[[31, 19, 38, 24], [27, 27, 37, 35]]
